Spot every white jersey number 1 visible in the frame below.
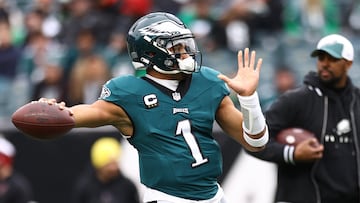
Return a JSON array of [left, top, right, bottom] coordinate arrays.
[[176, 119, 209, 167]]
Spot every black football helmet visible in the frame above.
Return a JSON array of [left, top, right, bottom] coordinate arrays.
[[127, 12, 202, 74]]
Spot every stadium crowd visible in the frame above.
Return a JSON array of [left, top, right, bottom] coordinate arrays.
[[1, 0, 359, 118]]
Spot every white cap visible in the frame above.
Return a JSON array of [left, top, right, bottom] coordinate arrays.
[[0, 136, 15, 157], [311, 34, 354, 61]]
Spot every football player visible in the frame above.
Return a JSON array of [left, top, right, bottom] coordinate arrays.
[[41, 12, 268, 203]]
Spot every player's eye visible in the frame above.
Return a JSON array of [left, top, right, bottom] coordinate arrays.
[[169, 44, 184, 53]]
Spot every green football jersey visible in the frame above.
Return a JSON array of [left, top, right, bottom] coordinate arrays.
[[99, 67, 230, 200]]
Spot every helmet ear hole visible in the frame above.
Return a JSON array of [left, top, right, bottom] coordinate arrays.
[[164, 59, 174, 67]]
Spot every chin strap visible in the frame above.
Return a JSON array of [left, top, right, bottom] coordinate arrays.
[[238, 91, 269, 147]]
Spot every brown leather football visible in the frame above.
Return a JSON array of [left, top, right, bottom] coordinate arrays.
[[11, 102, 75, 140], [276, 128, 315, 146]]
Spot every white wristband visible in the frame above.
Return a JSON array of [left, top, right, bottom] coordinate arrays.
[[243, 124, 269, 147], [237, 91, 266, 135], [284, 145, 295, 165]]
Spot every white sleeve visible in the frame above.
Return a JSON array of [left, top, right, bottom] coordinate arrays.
[[238, 91, 268, 147]]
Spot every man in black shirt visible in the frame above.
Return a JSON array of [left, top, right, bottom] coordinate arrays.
[[249, 34, 360, 203]]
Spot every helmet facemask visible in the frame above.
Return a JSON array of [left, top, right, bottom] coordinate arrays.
[[153, 34, 202, 74]]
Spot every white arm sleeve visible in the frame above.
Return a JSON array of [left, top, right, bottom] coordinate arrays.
[[238, 91, 268, 147]]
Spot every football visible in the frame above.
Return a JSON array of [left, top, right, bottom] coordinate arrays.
[[276, 128, 315, 146], [11, 102, 75, 140]]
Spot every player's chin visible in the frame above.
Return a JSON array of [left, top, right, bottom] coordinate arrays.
[[244, 144, 266, 152]]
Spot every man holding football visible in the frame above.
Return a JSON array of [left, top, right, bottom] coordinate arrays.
[[35, 12, 268, 203], [249, 34, 360, 203]]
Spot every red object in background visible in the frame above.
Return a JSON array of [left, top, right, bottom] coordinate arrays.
[[0, 153, 13, 166], [120, 0, 152, 16]]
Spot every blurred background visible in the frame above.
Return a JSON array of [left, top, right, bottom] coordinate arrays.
[[1, 0, 360, 202]]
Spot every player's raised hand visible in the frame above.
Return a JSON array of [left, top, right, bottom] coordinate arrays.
[[218, 48, 262, 96]]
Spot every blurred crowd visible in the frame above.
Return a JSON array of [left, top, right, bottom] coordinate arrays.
[[1, 0, 360, 118]]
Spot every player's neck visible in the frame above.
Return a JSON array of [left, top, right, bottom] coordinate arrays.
[[145, 74, 179, 91], [147, 68, 185, 80]]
